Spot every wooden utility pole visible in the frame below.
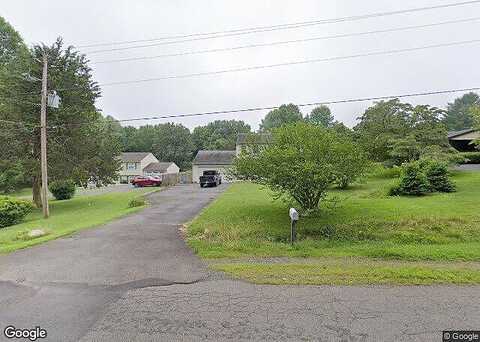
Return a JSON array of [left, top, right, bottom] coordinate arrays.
[[40, 52, 49, 218]]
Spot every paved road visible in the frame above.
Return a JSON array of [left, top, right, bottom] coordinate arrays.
[[1, 184, 479, 342]]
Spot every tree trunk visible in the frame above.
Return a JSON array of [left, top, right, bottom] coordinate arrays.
[[32, 175, 42, 208]]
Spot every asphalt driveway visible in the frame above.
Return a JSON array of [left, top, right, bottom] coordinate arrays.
[[0, 183, 479, 342]]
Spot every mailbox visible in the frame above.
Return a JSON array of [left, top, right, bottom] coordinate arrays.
[[289, 208, 299, 244], [289, 208, 299, 221]]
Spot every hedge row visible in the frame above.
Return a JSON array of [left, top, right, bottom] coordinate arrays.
[[459, 152, 480, 164]]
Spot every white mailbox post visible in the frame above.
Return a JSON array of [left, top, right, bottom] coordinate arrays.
[[289, 208, 299, 244]]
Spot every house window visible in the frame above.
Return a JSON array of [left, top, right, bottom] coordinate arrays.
[[126, 162, 137, 170]]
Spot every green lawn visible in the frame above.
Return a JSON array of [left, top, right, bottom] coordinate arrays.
[[213, 262, 480, 285], [187, 171, 480, 284], [0, 188, 155, 254]]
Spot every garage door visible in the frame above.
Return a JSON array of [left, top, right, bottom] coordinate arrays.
[[192, 165, 231, 183]]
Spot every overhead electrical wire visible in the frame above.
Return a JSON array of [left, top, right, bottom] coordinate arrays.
[[3, 86, 476, 129], [91, 17, 480, 64], [96, 39, 480, 87], [79, 0, 480, 52], [109, 87, 480, 123], [15, 38, 480, 96]]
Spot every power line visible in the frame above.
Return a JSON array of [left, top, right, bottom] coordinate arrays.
[[16, 38, 480, 96], [37, 86, 480, 128], [91, 17, 480, 64], [81, 0, 480, 53], [96, 39, 480, 87]]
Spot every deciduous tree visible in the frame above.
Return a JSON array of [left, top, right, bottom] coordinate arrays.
[[192, 120, 251, 153], [260, 104, 303, 131], [232, 122, 368, 211], [443, 92, 479, 130]]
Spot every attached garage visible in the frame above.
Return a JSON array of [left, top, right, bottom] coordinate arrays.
[[192, 150, 236, 183]]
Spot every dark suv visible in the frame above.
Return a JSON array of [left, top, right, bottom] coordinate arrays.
[[199, 170, 222, 187]]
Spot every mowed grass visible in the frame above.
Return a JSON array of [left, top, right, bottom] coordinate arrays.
[[0, 188, 154, 254], [213, 263, 480, 285], [187, 170, 480, 284]]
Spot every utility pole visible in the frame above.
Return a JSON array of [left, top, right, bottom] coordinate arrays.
[[40, 52, 49, 218]]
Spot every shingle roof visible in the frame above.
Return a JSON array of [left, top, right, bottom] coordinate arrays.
[[448, 129, 477, 139], [120, 152, 151, 162], [192, 150, 236, 165], [143, 162, 174, 173], [236, 133, 272, 145]]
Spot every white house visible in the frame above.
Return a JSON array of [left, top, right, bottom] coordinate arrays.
[[118, 152, 179, 183]]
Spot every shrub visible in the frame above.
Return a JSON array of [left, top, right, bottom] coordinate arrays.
[[128, 197, 146, 208], [49, 179, 76, 200], [422, 160, 456, 193], [0, 197, 34, 228], [334, 143, 370, 189], [389, 162, 430, 196], [232, 122, 369, 211], [459, 152, 480, 164]]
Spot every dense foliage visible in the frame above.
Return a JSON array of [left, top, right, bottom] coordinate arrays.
[[389, 162, 430, 196], [443, 92, 479, 131], [390, 160, 455, 196], [354, 99, 449, 165], [232, 122, 368, 211], [422, 160, 456, 193], [259, 104, 303, 131], [334, 141, 370, 189], [0, 17, 121, 206], [192, 120, 251, 153], [459, 152, 480, 164], [0, 197, 33, 228], [305, 105, 334, 127], [120, 123, 194, 169], [49, 179, 76, 200]]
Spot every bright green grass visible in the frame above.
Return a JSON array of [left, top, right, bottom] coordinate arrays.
[[187, 171, 480, 261], [0, 188, 154, 254], [213, 263, 480, 285]]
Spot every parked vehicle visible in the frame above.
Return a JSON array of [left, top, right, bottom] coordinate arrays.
[[199, 170, 222, 187], [130, 176, 162, 187]]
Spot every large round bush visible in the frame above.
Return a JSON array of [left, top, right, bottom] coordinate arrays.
[[0, 197, 34, 228], [49, 180, 76, 200]]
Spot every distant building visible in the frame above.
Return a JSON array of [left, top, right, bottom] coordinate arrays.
[[143, 162, 180, 176], [191, 133, 272, 183], [192, 150, 236, 183], [118, 152, 179, 183], [448, 129, 480, 152]]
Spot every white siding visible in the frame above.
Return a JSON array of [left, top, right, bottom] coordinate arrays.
[[118, 153, 159, 183], [140, 154, 159, 172], [192, 165, 230, 183], [166, 163, 180, 174]]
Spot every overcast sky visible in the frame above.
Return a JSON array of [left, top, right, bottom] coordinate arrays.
[[3, 0, 480, 130]]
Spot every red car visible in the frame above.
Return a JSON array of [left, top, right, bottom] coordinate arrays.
[[130, 176, 162, 187]]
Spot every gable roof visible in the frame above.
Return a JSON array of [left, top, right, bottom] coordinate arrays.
[[448, 129, 478, 139], [192, 150, 236, 165], [143, 162, 175, 173], [236, 133, 272, 145], [120, 152, 151, 162]]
